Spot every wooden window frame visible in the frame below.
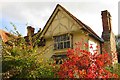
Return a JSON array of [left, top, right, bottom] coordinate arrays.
[[53, 34, 72, 50]]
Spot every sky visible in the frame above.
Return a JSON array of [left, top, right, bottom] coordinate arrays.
[[0, 0, 119, 37]]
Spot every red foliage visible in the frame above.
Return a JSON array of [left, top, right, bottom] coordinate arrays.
[[58, 41, 118, 78]]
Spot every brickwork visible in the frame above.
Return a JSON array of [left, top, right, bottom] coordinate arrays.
[[101, 10, 117, 63], [27, 26, 35, 36]]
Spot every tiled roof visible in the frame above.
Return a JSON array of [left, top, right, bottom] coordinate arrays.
[[0, 29, 10, 42], [0, 29, 17, 42]]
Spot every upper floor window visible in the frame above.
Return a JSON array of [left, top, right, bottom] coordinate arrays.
[[54, 34, 72, 50]]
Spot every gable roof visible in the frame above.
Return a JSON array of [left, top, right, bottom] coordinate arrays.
[[41, 4, 103, 42]]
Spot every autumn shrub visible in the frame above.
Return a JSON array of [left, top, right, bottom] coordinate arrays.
[[57, 41, 118, 78], [2, 25, 55, 79], [3, 49, 55, 79]]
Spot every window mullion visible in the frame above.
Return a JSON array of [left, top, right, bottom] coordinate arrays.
[[54, 34, 71, 50]]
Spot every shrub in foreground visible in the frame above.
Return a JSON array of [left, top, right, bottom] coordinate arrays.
[[58, 42, 118, 78]]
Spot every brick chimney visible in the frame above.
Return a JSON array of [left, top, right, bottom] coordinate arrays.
[[101, 10, 117, 64], [27, 26, 35, 36], [101, 10, 112, 41], [102, 10, 112, 32]]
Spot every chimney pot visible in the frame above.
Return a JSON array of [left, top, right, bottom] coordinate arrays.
[[27, 26, 35, 36]]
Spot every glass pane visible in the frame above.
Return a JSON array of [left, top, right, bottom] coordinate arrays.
[[67, 41, 70, 48], [58, 43, 60, 49], [58, 42, 63, 49], [64, 42, 67, 48], [60, 42, 63, 49], [54, 34, 71, 49]]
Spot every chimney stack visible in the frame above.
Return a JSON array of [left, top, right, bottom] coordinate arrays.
[[101, 10, 117, 64], [27, 26, 35, 36], [101, 10, 112, 41], [101, 10, 112, 32]]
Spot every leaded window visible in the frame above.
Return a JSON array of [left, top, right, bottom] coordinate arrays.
[[54, 34, 71, 50]]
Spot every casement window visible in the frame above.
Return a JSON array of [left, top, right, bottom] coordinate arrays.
[[52, 54, 67, 64], [53, 34, 72, 50]]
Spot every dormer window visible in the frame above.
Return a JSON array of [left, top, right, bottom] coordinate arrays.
[[53, 34, 72, 50]]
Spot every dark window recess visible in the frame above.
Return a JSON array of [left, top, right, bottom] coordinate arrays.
[[52, 55, 67, 64], [67, 41, 70, 48], [54, 34, 71, 50], [56, 59, 63, 64]]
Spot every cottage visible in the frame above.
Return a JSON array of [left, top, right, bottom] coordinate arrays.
[[0, 4, 117, 64], [27, 4, 117, 64]]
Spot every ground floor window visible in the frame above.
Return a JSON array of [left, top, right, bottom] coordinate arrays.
[[52, 54, 67, 64]]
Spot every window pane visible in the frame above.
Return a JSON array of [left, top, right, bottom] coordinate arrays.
[[54, 34, 71, 49], [64, 42, 67, 48], [67, 41, 70, 48], [60, 42, 63, 49], [64, 41, 70, 48], [58, 42, 60, 49], [58, 42, 63, 49]]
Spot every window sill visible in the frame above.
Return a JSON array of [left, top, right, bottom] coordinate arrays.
[[53, 48, 71, 54]]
